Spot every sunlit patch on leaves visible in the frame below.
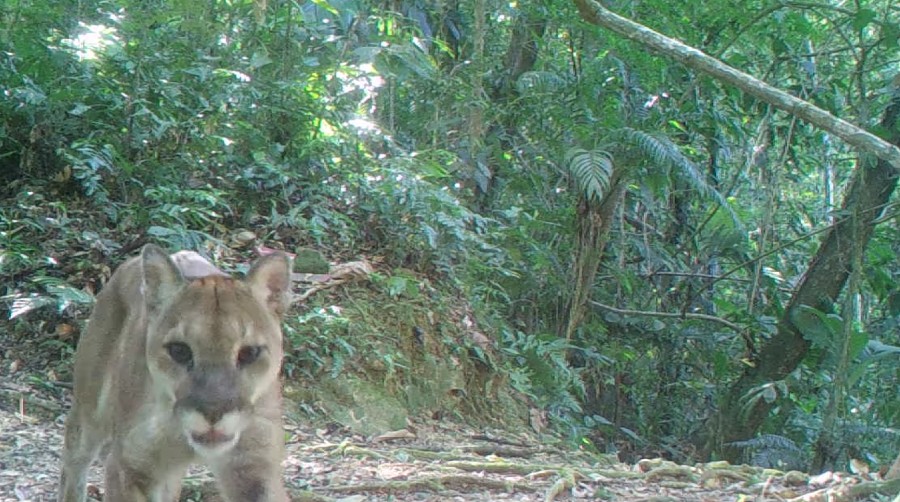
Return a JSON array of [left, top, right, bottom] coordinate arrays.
[[3, 276, 94, 320]]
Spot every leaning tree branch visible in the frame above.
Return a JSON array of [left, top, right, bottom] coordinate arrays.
[[572, 0, 900, 171], [590, 301, 743, 332]]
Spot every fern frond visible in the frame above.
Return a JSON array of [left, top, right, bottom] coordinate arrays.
[[728, 434, 805, 469], [728, 434, 801, 452], [616, 128, 741, 228], [565, 148, 613, 203], [516, 71, 567, 95]]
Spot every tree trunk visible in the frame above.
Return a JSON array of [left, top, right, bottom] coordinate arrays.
[[497, 14, 547, 98], [711, 87, 900, 460], [476, 11, 547, 210], [563, 175, 627, 342]]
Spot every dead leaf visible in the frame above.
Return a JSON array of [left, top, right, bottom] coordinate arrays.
[[468, 330, 492, 351], [329, 260, 374, 279], [371, 429, 416, 443], [447, 388, 467, 398], [291, 273, 331, 283], [231, 230, 257, 247], [55, 323, 75, 340], [849, 458, 869, 476], [87, 484, 102, 499], [808, 471, 835, 485], [529, 407, 547, 434], [375, 463, 416, 480]]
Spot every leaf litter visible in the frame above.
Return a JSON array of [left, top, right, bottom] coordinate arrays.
[[1, 376, 897, 502]]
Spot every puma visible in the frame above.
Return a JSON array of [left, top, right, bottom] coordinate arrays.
[[58, 245, 292, 502]]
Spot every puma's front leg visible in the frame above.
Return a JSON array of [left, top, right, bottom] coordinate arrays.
[[103, 426, 191, 502], [103, 453, 187, 502], [210, 422, 287, 502], [212, 454, 288, 502]]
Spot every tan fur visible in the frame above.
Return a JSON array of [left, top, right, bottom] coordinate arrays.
[[58, 245, 292, 502]]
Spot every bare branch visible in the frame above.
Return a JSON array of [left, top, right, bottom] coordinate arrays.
[[590, 301, 743, 332]]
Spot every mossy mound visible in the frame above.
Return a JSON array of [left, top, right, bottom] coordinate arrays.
[[282, 279, 528, 436], [293, 248, 331, 274]]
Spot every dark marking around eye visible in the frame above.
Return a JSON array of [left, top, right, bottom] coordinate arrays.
[[237, 345, 263, 367], [165, 342, 194, 368]]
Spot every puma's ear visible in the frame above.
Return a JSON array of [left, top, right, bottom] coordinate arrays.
[[141, 244, 185, 314], [246, 252, 292, 319]]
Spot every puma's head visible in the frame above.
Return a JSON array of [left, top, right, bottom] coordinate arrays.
[[140, 245, 291, 455]]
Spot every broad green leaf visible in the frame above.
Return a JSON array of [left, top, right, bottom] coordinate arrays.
[[147, 226, 177, 236], [851, 9, 877, 31], [250, 52, 273, 69], [848, 330, 868, 360], [791, 305, 841, 349], [882, 22, 900, 48]]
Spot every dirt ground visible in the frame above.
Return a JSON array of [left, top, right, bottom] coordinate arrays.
[[1, 377, 897, 502]]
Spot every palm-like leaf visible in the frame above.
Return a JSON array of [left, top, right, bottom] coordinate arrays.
[[565, 148, 613, 203], [615, 128, 741, 227]]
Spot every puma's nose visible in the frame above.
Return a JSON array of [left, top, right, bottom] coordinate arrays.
[[179, 366, 242, 424]]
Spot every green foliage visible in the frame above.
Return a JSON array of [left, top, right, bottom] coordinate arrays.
[[793, 306, 868, 364], [285, 306, 355, 379], [499, 329, 613, 421], [60, 140, 116, 205]]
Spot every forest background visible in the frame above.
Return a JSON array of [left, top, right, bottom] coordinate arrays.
[[1, 0, 899, 477]]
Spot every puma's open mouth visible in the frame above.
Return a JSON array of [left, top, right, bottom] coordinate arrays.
[[190, 429, 235, 446]]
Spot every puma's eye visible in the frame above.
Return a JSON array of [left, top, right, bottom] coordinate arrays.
[[237, 345, 263, 367], [165, 342, 193, 367]]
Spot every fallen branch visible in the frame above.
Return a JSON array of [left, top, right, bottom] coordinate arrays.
[[460, 444, 539, 458], [787, 477, 900, 501], [446, 460, 542, 475], [0, 383, 64, 415], [445, 460, 642, 482], [394, 448, 469, 461], [400, 443, 539, 459], [545, 470, 580, 501], [327, 442, 388, 460], [327, 474, 538, 495], [470, 432, 531, 448]]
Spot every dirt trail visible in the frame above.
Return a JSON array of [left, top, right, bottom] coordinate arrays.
[[2, 382, 896, 502]]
